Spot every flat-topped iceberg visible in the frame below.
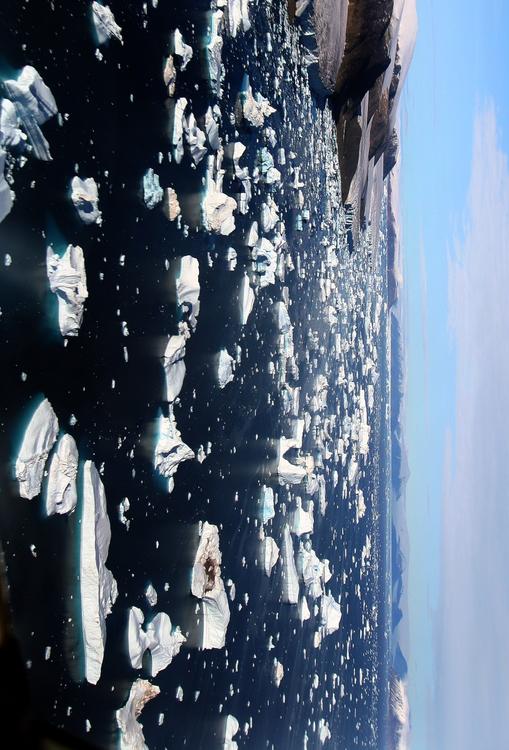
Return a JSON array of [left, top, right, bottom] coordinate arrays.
[[16, 397, 59, 499], [45, 434, 78, 515], [3, 66, 57, 160], [128, 607, 149, 670], [191, 522, 230, 650], [128, 607, 186, 677], [290, 497, 314, 536], [154, 409, 195, 493], [280, 524, 299, 604], [239, 273, 255, 325], [226, 0, 251, 36], [47, 245, 88, 337], [70, 176, 102, 225], [92, 2, 123, 45], [162, 187, 180, 221], [163, 334, 187, 402], [176, 255, 200, 331], [216, 348, 235, 389], [80, 460, 118, 684], [116, 679, 160, 750]]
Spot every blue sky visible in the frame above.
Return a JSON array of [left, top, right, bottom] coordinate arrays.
[[401, 1, 509, 748]]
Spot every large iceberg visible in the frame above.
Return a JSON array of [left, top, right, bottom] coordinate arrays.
[[80, 460, 118, 684], [116, 679, 160, 750], [92, 2, 123, 45], [280, 524, 299, 604], [47, 245, 88, 337], [16, 397, 59, 499], [3, 66, 57, 160], [176, 255, 200, 331], [128, 607, 186, 677], [191, 522, 230, 649], [70, 176, 102, 225], [45, 434, 78, 515], [207, 10, 224, 95], [226, 0, 251, 36], [163, 334, 187, 403], [154, 409, 195, 492]]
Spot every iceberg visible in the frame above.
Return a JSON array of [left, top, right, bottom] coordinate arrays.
[[70, 176, 102, 225], [297, 595, 311, 622], [3, 66, 57, 160], [16, 397, 59, 499], [92, 2, 123, 45], [45, 434, 78, 515], [216, 348, 235, 389], [162, 187, 180, 221], [280, 524, 299, 604], [226, 0, 251, 36], [154, 409, 195, 492], [176, 255, 200, 331], [146, 612, 186, 677], [145, 583, 157, 607], [0, 148, 13, 223], [253, 237, 277, 288], [204, 106, 221, 151], [0, 98, 25, 149], [128, 607, 149, 670], [260, 536, 279, 576], [273, 659, 284, 687], [277, 437, 306, 485], [80, 460, 118, 684], [320, 594, 342, 636], [184, 112, 208, 164], [203, 153, 237, 235], [163, 54, 176, 97], [223, 714, 240, 750], [239, 273, 255, 325], [116, 679, 160, 750], [172, 28, 193, 71], [258, 485, 275, 524], [191, 522, 230, 650], [207, 11, 224, 95], [236, 76, 275, 128], [47, 245, 88, 337], [142, 168, 163, 209], [171, 97, 187, 164], [163, 334, 187, 403], [290, 498, 314, 536]]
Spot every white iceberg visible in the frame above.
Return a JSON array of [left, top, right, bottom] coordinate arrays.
[[226, 0, 251, 36], [128, 607, 149, 670], [204, 106, 221, 151], [0, 149, 14, 223], [47, 245, 88, 337], [258, 485, 275, 524], [280, 524, 299, 604], [162, 187, 180, 221], [207, 10, 224, 95], [45, 434, 78, 515], [142, 168, 163, 209], [236, 76, 275, 128], [223, 714, 240, 750], [171, 97, 187, 164], [146, 612, 186, 677], [239, 273, 255, 325], [191, 522, 230, 650], [3, 66, 57, 160], [80, 460, 118, 684], [176, 255, 200, 331], [172, 28, 193, 70], [273, 659, 284, 687], [290, 497, 314, 536], [163, 54, 176, 97], [260, 536, 279, 577], [116, 679, 160, 750], [216, 348, 235, 389], [203, 153, 237, 236], [163, 334, 187, 402], [16, 397, 59, 499], [154, 409, 195, 492], [320, 594, 342, 636], [70, 176, 102, 225], [92, 2, 123, 45], [277, 437, 306, 485], [184, 112, 208, 164]]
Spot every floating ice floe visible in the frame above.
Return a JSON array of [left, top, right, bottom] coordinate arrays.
[[239, 273, 255, 325], [0, 149, 13, 222], [145, 583, 157, 607], [296, 543, 324, 600], [254, 147, 281, 184], [176, 255, 200, 331], [298, 595, 311, 622], [280, 524, 299, 604], [191, 522, 230, 650], [260, 196, 279, 232], [163, 54, 176, 97], [207, 10, 224, 95], [163, 334, 187, 402], [225, 0, 251, 36], [92, 2, 123, 45], [216, 348, 235, 389], [273, 659, 284, 687], [80, 460, 118, 684], [71, 176, 102, 225], [290, 497, 314, 536], [184, 112, 207, 164], [172, 28, 193, 71], [260, 535, 279, 577], [320, 594, 342, 637], [204, 106, 221, 151], [16, 397, 59, 499], [128, 607, 186, 677], [3, 66, 57, 160], [225, 141, 252, 214], [154, 408, 195, 493], [203, 151, 237, 235], [162, 187, 180, 221], [116, 678, 160, 750], [253, 237, 277, 288], [142, 168, 163, 209], [277, 437, 307, 485], [171, 97, 187, 164], [45, 434, 78, 515], [47, 245, 88, 337], [236, 75, 275, 128], [223, 714, 240, 750], [258, 485, 275, 524]]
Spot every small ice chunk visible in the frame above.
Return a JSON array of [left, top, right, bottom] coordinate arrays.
[[176, 256, 200, 331], [16, 398, 59, 499], [145, 583, 158, 607], [80, 460, 118, 684], [92, 2, 123, 45], [273, 659, 284, 687], [47, 245, 88, 337], [128, 607, 149, 670], [116, 679, 160, 750], [45, 434, 78, 515], [142, 168, 163, 209], [71, 176, 102, 225], [216, 348, 235, 389], [191, 521, 230, 650], [298, 595, 311, 622], [163, 334, 187, 403]]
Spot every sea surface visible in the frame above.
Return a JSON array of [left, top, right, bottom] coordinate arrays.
[[0, 1, 392, 748]]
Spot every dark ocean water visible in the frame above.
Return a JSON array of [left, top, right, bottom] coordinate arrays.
[[0, 1, 391, 748]]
